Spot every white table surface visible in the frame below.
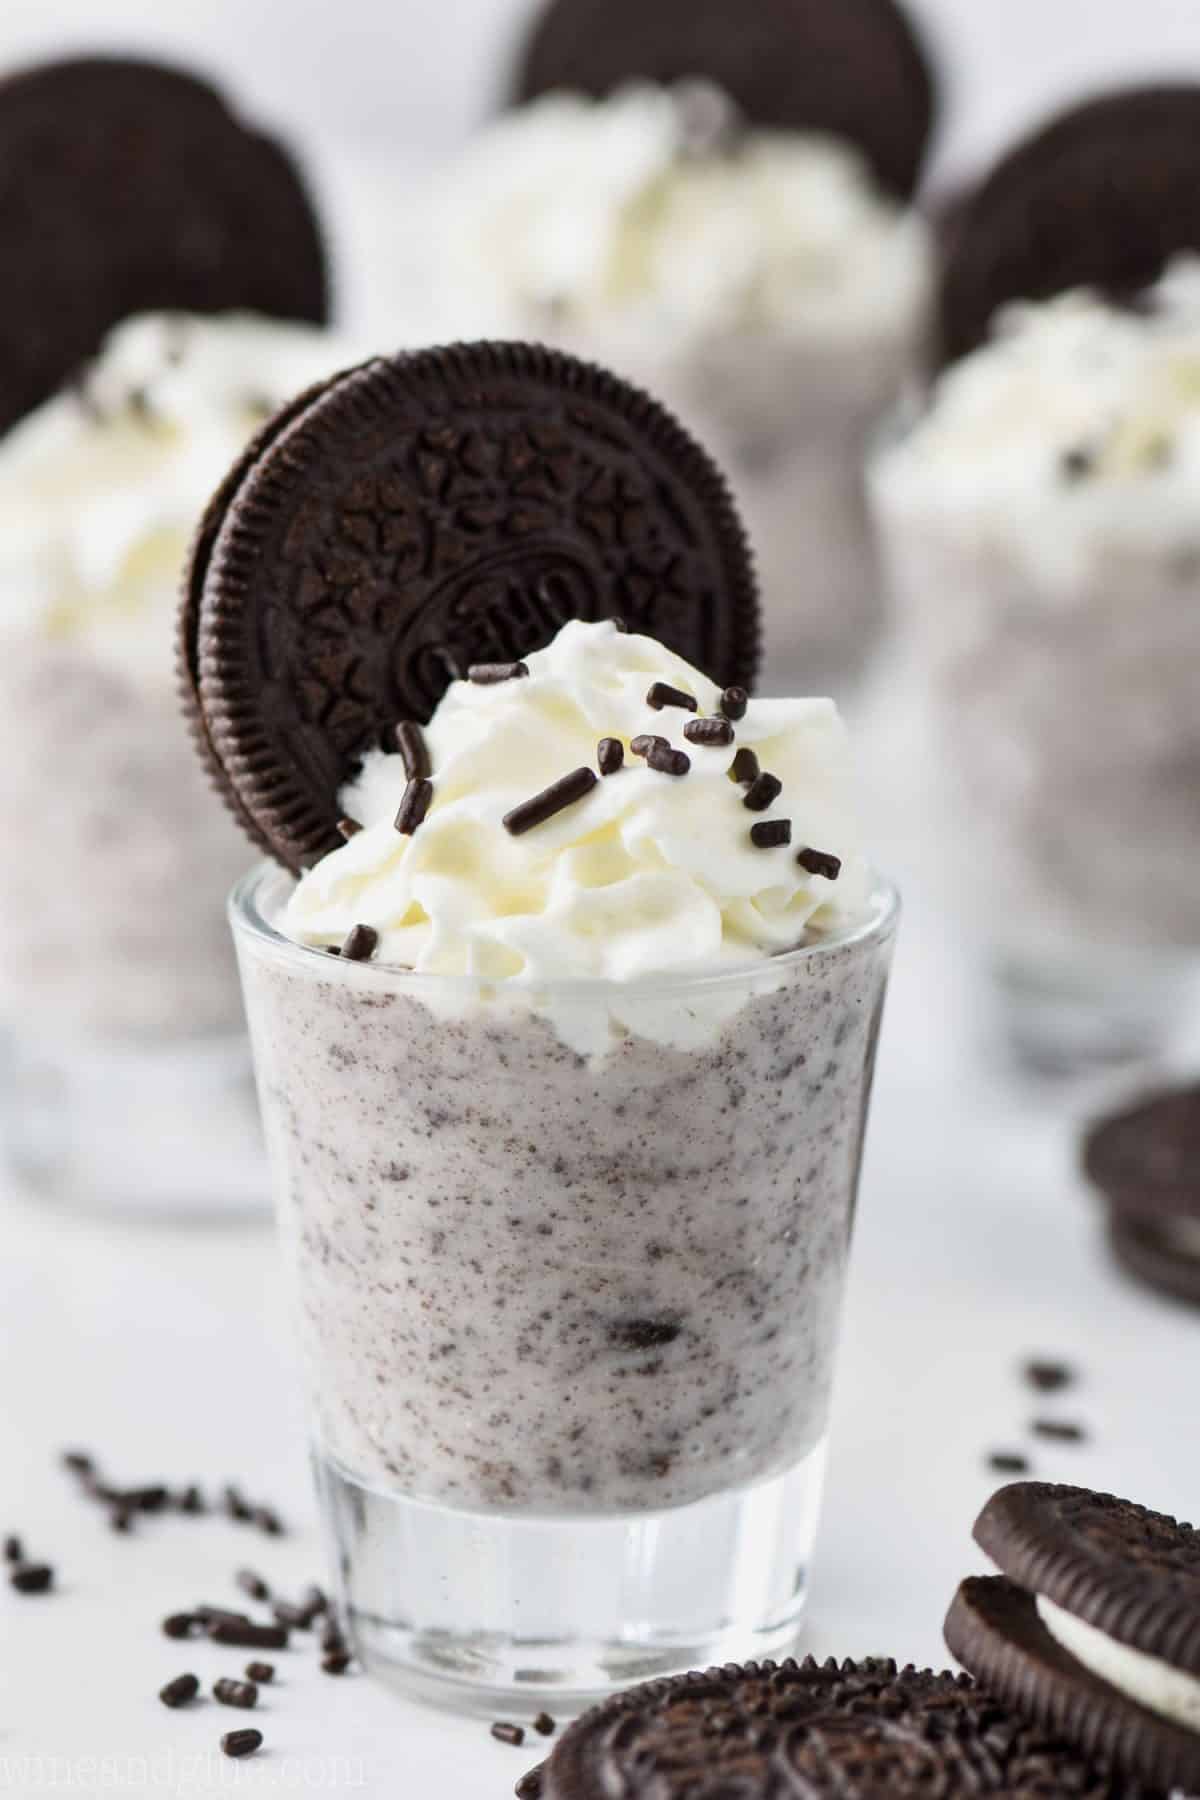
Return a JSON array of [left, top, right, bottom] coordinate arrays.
[[3, 713, 1200, 1799]]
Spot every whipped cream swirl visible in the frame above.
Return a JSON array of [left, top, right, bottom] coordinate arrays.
[[0, 311, 357, 686], [436, 84, 930, 349], [282, 621, 869, 1051]]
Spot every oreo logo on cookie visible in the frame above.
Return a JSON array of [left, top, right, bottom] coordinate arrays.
[[182, 341, 760, 873], [939, 85, 1200, 365]]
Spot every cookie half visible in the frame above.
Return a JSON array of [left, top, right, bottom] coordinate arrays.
[[184, 340, 761, 873], [1108, 1212, 1200, 1310], [1083, 1083, 1200, 1226], [946, 1481, 1200, 1793], [528, 1655, 1147, 1798], [939, 85, 1200, 365], [0, 55, 328, 434], [511, 0, 937, 202]]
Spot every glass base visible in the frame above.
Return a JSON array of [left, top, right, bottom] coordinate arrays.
[[2, 1027, 267, 1217], [991, 949, 1196, 1080], [315, 1440, 828, 1714]]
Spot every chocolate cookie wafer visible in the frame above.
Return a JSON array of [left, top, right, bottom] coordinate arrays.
[[526, 1655, 1151, 1798], [939, 85, 1200, 365], [0, 55, 328, 434], [946, 1481, 1200, 1794], [1082, 1082, 1200, 1307], [183, 340, 760, 873], [511, 0, 937, 202]]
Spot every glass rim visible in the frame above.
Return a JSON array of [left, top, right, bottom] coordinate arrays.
[[230, 861, 899, 1001]]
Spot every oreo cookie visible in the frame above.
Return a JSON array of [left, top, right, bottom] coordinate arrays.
[[526, 1655, 1146, 1797], [939, 85, 1200, 365], [1082, 1083, 1200, 1307], [511, 0, 937, 202], [0, 55, 327, 435], [183, 340, 760, 873], [946, 1481, 1200, 1794]]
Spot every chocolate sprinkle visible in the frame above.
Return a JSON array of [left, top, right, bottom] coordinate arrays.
[[163, 1613, 201, 1639], [731, 747, 759, 785], [646, 681, 698, 713], [646, 744, 690, 777], [393, 719, 432, 781], [340, 924, 379, 964], [394, 777, 433, 836], [223, 1485, 252, 1523], [597, 737, 624, 775], [322, 1650, 353, 1675], [246, 1662, 275, 1683], [492, 1722, 526, 1747], [532, 1712, 556, 1737], [178, 1485, 206, 1514], [469, 661, 529, 684], [159, 1674, 200, 1709], [62, 1451, 94, 1477], [504, 767, 598, 836], [3, 1535, 21, 1563], [221, 1729, 263, 1760], [743, 772, 782, 812], [750, 819, 792, 849], [208, 1619, 288, 1651], [10, 1564, 53, 1594], [797, 847, 842, 882], [515, 1773, 544, 1800], [1025, 1359, 1074, 1393], [236, 1569, 270, 1603], [988, 1452, 1031, 1475], [214, 1678, 258, 1710], [684, 716, 735, 748], [1032, 1420, 1088, 1443], [336, 817, 361, 840], [630, 734, 668, 758], [252, 1506, 283, 1537], [720, 686, 748, 721]]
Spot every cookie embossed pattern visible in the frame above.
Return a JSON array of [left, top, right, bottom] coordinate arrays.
[[186, 341, 898, 1709]]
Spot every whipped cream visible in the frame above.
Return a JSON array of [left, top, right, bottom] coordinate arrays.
[[435, 85, 930, 350], [1036, 1595, 1200, 1733], [0, 311, 358, 687], [281, 621, 869, 1054], [873, 258, 1200, 593]]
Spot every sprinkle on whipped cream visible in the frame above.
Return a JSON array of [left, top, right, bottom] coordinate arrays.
[[282, 619, 867, 988]]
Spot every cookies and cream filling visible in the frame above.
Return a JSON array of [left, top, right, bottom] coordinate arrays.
[[1037, 1596, 1200, 1734], [436, 83, 931, 349], [0, 311, 354, 686], [873, 257, 1200, 594]]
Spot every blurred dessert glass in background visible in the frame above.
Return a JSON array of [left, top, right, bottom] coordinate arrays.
[[429, 0, 938, 694]]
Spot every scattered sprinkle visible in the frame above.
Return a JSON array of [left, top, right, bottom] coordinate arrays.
[[220, 1729, 263, 1760], [162, 1613, 201, 1640], [246, 1662, 275, 1684], [731, 747, 760, 786], [159, 1674, 200, 1709], [393, 720, 432, 781], [469, 661, 530, 684], [597, 737, 624, 776], [720, 686, 748, 721], [532, 1712, 557, 1737], [1024, 1360, 1074, 1393], [3, 1536, 22, 1564], [223, 1485, 253, 1523], [214, 1678, 259, 1711], [1032, 1420, 1087, 1444], [750, 820, 792, 850], [336, 818, 361, 841], [177, 1485, 206, 1515], [61, 1451, 94, 1477], [987, 1452, 1030, 1476], [630, 734, 668, 759], [504, 767, 598, 836], [646, 681, 698, 713], [684, 717, 735, 748], [208, 1619, 289, 1651], [273, 1600, 314, 1631], [322, 1650, 353, 1675], [646, 744, 690, 777], [394, 777, 433, 837], [743, 772, 782, 812], [236, 1570, 270, 1603], [797, 848, 842, 882], [492, 1722, 526, 1747], [340, 925, 379, 964], [10, 1564, 53, 1594]]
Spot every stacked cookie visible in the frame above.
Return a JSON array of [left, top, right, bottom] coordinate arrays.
[[518, 1480, 1200, 1797], [1084, 1085, 1200, 1309]]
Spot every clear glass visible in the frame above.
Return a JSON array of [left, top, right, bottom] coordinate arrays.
[[872, 486, 1200, 1077], [232, 864, 898, 1710], [0, 641, 265, 1214]]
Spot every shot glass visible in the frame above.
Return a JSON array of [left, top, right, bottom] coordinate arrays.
[[232, 862, 897, 1710], [0, 642, 262, 1213]]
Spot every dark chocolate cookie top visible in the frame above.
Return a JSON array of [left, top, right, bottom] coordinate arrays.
[[533, 1655, 1144, 1798], [511, 0, 937, 202], [938, 85, 1200, 365], [973, 1482, 1200, 1678], [0, 54, 328, 435], [1083, 1083, 1200, 1223], [184, 340, 760, 873], [946, 1577, 1192, 1797]]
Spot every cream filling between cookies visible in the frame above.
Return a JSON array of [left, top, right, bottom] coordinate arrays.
[[1037, 1595, 1200, 1733]]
